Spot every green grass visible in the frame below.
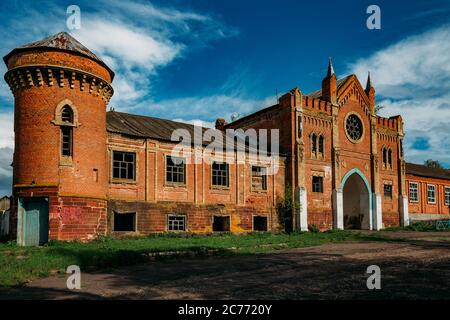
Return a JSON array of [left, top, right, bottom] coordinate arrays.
[[0, 230, 387, 287]]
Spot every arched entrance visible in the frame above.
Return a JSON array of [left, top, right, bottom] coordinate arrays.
[[341, 169, 372, 230]]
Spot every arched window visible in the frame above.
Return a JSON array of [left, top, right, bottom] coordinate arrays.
[[60, 105, 73, 157], [388, 149, 393, 169], [382, 147, 387, 168], [61, 106, 74, 123], [318, 135, 324, 155], [311, 133, 317, 156]]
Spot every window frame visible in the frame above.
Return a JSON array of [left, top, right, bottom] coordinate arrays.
[[60, 126, 73, 157], [211, 161, 230, 189], [167, 214, 187, 232], [312, 176, 323, 193], [409, 182, 419, 203], [445, 186, 450, 206], [427, 184, 436, 204], [112, 150, 136, 182], [384, 184, 393, 200], [165, 155, 186, 186], [251, 165, 268, 192]]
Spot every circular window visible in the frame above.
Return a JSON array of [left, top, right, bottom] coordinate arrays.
[[345, 114, 363, 142]]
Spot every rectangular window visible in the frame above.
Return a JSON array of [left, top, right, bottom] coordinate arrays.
[[212, 162, 229, 187], [113, 212, 136, 232], [168, 214, 186, 232], [445, 187, 450, 206], [61, 127, 72, 157], [427, 185, 436, 204], [409, 182, 419, 202], [253, 216, 268, 232], [112, 151, 136, 180], [384, 184, 393, 199], [312, 176, 323, 193], [213, 216, 230, 232], [166, 156, 186, 184], [251, 166, 267, 191]]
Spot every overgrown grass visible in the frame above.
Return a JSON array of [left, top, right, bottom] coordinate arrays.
[[384, 220, 450, 232], [0, 230, 387, 287]]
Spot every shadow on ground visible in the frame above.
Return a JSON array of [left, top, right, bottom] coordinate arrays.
[[1, 233, 449, 300]]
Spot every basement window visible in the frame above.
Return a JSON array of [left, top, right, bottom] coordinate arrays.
[[213, 216, 230, 232], [113, 212, 136, 232], [253, 216, 268, 232], [168, 214, 186, 232]]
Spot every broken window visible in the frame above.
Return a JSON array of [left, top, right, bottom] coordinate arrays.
[[166, 156, 186, 184], [253, 216, 268, 232], [312, 176, 323, 193], [213, 216, 230, 232], [212, 162, 229, 187], [251, 166, 267, 191], [384, 184, 393, 199], [113, 212, 136, 232], [168, 214, 186, 232], [112, 151, 136, 180]]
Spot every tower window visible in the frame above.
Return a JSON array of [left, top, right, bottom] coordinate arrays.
[[61, 126, 72, 157], [318, 135, 324, 154], [382, 147, 387, 168], [388, 149, 393, 169], [312, 176, 323, 193], [61, 106, 74, 123], [311, 133, 317, 156], [384, 184, 393, 199]]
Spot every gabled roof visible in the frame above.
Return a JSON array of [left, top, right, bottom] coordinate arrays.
[[106, 111, 278, 154], [307, 74, 353, 99], [406, 162, 450, 180], [3, 32, 114, 79]]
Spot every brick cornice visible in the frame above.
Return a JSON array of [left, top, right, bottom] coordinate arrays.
[[4, 64, 114, 103]]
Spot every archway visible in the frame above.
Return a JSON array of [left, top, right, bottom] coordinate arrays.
[[341, 169, 372, 230]]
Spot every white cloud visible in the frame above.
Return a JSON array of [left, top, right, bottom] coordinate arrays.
[[0, 112, 14, 149], [349, 25, 450, 167]]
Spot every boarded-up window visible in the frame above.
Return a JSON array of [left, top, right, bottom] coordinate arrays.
[[213, 216, 230, 232], [251, 166, 267, 191], [114, 212, 136, 231], [253, 216, 268, 231]]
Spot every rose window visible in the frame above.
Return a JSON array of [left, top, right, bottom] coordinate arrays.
[[346, 114, 363, 141]]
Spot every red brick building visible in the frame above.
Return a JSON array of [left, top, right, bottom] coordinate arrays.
[[3, 32, 447, 245]]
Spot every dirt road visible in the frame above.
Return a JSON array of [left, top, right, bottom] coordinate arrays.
[[2, 231, 450, 299]]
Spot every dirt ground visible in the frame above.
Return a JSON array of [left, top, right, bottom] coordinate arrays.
[[1, 231, 450, 300]]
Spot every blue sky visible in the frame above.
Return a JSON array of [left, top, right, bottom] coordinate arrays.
[[0, 0, 450, 195]]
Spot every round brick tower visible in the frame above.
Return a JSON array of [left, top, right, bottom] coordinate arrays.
[[3, 32, 114, 243]]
